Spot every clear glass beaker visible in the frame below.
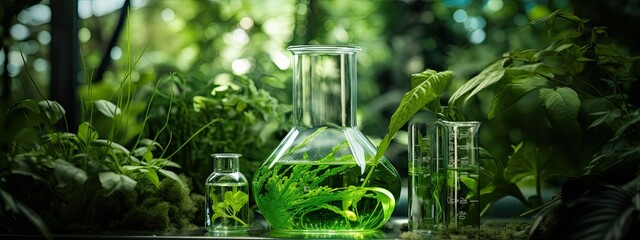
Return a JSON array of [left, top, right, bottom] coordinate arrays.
[[252, 45, 401, 231], [205, 153, 250, 232], [408, 116, 480, 232]]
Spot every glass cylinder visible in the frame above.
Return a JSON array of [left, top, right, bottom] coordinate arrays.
[[253, 45, 401, 231], [408, 116, 480, 232], [205, 153, 250, 232]]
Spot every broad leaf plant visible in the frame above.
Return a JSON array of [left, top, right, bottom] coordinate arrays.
[[376, 10, 639, 238]]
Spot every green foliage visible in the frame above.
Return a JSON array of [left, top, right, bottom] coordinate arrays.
[[146, 73, 289, 193], [254, 163, 395, 230], [567, 177, 640, 240], [209, 190, 249, 227], [449, 59, 508, 108], [587, 107, 640, 175], [444, 10, 640, 217], [94, 100, 122, 118], [0, 97, 194, 234], [384, 10, 638, 238], [487, 67, 548, 119], [254, 130, 396, 230], [503, 142, 577, 207], [0, 153, 53, 239], [528, 175, 640, 239], [538, 87, 581, 149], [0, 62, 206, 236], [369, 69, 453, 184]]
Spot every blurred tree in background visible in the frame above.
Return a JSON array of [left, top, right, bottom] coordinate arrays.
[[2, 0, 639, 217]]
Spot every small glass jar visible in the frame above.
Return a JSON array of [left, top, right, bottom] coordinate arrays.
[[205, 153, 250, 232]]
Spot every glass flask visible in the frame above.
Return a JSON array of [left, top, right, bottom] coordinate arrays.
[[205, 153, 250, 232], [253, 45, 401, 231], [408, 114, 480, 232]]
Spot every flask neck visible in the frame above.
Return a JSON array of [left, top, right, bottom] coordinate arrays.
[[290, 46, 359, 128], [212, 153, 241, 173]]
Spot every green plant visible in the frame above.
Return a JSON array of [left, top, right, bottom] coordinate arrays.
[[209, 189, 249, 227], [378, 9, 639, 238], [0, 93, 188, 233], [530, 174, 640, 239], [447, 10, 639, 218], [146, 73, 289, 193], [367, 69, 454, 185], [0, 53, 211, 237]]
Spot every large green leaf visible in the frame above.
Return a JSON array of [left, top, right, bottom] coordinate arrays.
[[538, 87, 581, 150], [588, 110, 623, 129], [158, 169, 185, 189], [94, 99, 121, 118], [504, 142, 577, 186], [0, 188, 18, 212], [488, 69, 548, 119], [374, 69, 453, 162], [54, 159, 88, 187], [225, 190, 249, 212], [363, 187, 395, 222], [611, 109, 640, 141], [449, 58, 508, 107], [38, 100, 66, 125], [567, 180, 639, 240], [144, 170, 161, 187], [77, 122, 99, 143], [92, 139, 131, 155], [478, 147, 529, 212], [98, 172, 137, 196], [16, 201, 53, 240], [9, 99, 40, 114]]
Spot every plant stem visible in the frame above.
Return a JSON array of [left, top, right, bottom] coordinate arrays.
[[228, 214, 249, 227], [361, 161, 374, 187], [536, 168, 542, 206], [164, 118, 221, 160]]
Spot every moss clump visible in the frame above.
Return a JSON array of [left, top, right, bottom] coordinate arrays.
[[113, 174, 201, 232]]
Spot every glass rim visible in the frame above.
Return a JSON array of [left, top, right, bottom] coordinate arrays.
[[287, 45, 361, 54], [441, 120, 482, 126], [211, 153, 242, 158]]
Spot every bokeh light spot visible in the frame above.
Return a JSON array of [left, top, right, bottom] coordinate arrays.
[[486, 0, 504, 12], [231, 28, 249, 45], [239, 17, 254, 30], [34, 58, 48, 72], [231, 58, 253, 75], [78, 0, 92, 19], [18, 4, 51, 26], [37, 31, 51, 45], [453, 9, 468, 23], [444, 0, 471, 8], [78, 28, 91, 42], [161, 8, 175, 22], [469, 29, 486, 44], [110, 46, 122, 60], [10, 24, 30, 41], [269, 51, 290, 70]]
